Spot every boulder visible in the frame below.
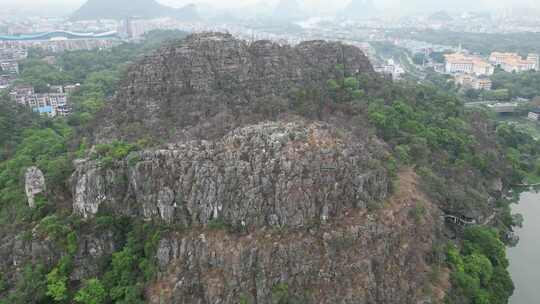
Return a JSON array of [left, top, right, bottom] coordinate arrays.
[[24, 166, 46, 208]]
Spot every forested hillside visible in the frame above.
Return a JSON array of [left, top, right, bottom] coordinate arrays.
[[0, 32, 538, 304]]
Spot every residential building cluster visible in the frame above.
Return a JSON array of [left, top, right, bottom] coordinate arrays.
[[444, 53, 494, 76], [374, 59, 405, 81], [9, 84, 80, 117], [442, 50, 540, 91], [0, 47, 28, 89]]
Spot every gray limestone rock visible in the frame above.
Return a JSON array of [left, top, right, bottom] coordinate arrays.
[[24, 166, 46, 208], [72, 122, 389, 228]]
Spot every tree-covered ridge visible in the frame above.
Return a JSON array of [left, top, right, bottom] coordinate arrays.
[[0, 33, 539, 303], [294, 67, 538, 304]]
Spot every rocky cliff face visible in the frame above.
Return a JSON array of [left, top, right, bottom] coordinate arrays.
[[73, 122, 389, 228], [148, 170, 446, 304], [95, 32, 374, 143]]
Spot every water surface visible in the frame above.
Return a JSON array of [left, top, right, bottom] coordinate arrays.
[[508, 191, 540, 304]]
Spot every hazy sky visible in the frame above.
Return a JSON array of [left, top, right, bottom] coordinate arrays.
[[3, 0, 540, 16]]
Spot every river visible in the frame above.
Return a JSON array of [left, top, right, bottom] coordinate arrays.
[[508, 190, 540, 304]]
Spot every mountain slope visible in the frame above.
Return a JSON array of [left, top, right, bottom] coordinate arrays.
[[71, 0, 199, 20]]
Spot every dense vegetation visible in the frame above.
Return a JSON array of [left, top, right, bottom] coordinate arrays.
[[0, 30, 187, 303], [491, 70, 540, 100], [292, 65, 539, 303], [389, 29, 540, 56], [1, 30, 539, 304], [446, 227, 514, 304]]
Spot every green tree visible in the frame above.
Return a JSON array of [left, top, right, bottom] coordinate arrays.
[[46, 268, 68, 302], [75, 279, 106, 304]]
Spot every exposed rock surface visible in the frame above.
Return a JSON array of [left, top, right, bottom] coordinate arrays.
[[73, 122, 389, 228], [0, 228, 115, 284], [147, 171, 447, 304], [95, 32, 374, 143], [24, 166, 46, 208]]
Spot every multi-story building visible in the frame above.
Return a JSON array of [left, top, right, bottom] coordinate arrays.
[[374, 59, 405, 81], [11, 85, 34, 95], [488, 52, 538, 72], [527, 54, 540, 71], [64, 83, 81, 95], [444, 53, 494, 76], [473, 78, 493, 90]]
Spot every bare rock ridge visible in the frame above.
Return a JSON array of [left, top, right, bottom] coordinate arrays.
[[73, 122, 389, 228], [96, 32, 374, 143]]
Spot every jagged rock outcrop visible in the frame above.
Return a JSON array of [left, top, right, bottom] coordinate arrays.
[[24, 166, 46, 208], [73, 122, 389, 228], [64, 33, 449, 304], [95, 32, 374, 143]]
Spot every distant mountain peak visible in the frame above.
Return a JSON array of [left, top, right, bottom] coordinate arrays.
[[340, 0, 378, 19], [71, 0, 199, 20], [272, 0, 306, 21]]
